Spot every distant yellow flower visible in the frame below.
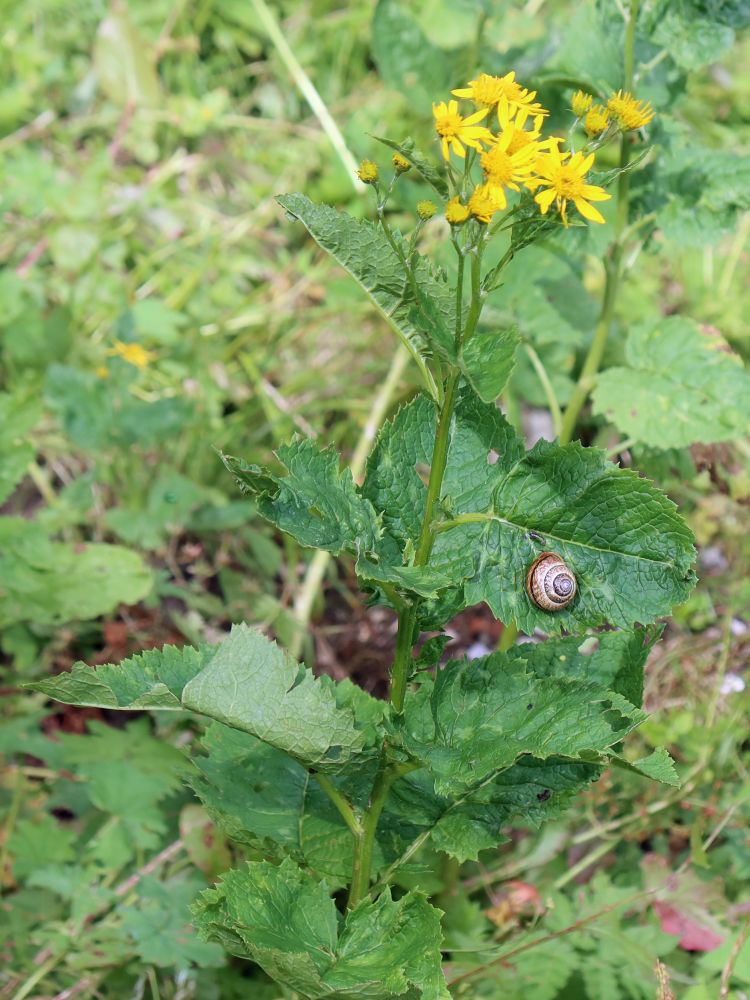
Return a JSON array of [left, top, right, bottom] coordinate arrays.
[[445, 196, 470, 225], [607, 90, 654, 130], [468, 183, 506, 224], [96, 365, 109, 379], [531, 147, 611, 226], [417, 200, 437, 219], [110, 341, 156, 370], [357, 159, 379, 184], [392, 152, 411, 174], [432, 100, 491, 160], [571, 90, 593, 117], [584, 105, 610, 136]]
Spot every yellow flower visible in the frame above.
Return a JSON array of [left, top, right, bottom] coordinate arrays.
[[584, 105, 610, 137], [468, 183, 506, 224], [607, 90, 654, 130], [480, 122, 541, 207], [392, 152, 411, 174], [110, 341, 156, 370], [432, 99, 491, 160], [357, 159, 379, 184], [453, 71, 549, 129], [571, 90, 593, 117], [417, 200, 437, 219], [96, 365, 109, 379], [445, 196, 470, 225], [531, 147, 611, 226]]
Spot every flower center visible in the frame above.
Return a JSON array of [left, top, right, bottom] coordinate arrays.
[[553, 166, 585, 199], [481, 146, 514, 185], [435, 111, 463, 139]]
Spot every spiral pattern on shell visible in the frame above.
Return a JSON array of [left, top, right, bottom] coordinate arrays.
[[526, 552, 577, 611]]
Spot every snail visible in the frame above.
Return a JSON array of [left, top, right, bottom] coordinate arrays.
[[526, 552, 577, 611]]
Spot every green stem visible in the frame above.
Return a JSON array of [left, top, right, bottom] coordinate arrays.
[[313, 773, 362, 838], [347, 763, 408, 909], [498, 622, 519, 652], [524, 344, 562, 437], [350, 237, 485, 904], [558, 0, 639, 446]]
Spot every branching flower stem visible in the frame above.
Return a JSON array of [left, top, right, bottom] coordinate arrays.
[[347, 231, 493, 910], [558, 0, 639, 446]]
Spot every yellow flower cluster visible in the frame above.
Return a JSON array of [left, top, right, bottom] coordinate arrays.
[[572, 88, 655, 135], [433, 72, 614, 228]]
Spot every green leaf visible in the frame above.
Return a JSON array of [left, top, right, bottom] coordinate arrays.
[[277, 193, 456, 373], [189, 724, 377, 889], [611, 747, 680, 786], [647, 3, 736, 69], [30, 625, 385, 774], [383, 758, 600, 863], [223, 438, 381, 556], [0, 442, 32, 505], [0, 519, 153, 629], [192, 858, 449, 998], [27, 642, 216, 709], [459, 326, 521, 403], [182, 624, 382, 772], [278, 193, 430, 358], [373, 136, 448, 197], [363, 392, 696, 633], [121, 876, 223, 968], [504, 626, 664, 708], [592, 317, 750, 448], [400, 652, 646, 795]]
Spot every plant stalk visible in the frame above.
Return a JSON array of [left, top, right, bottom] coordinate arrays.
[[349, 237, 486, 906], [558, 0, 639, 446]]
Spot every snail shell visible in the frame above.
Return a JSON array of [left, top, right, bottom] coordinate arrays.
[[526, 552, 577, 611]]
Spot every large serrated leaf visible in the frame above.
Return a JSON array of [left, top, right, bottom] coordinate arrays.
[[223, 438, 381, 556], [363, 392, 696, 633], [592, 317, 750, 448], [504, 626, 664, 708], [277, 193, 455, 362], [382, 757, 600, 863], [192, 858, 449, 998], [182, 625, 380, 772], [30, 625, 385, 774], [400, 652, 646, 796], [27, 642, 216, 709]]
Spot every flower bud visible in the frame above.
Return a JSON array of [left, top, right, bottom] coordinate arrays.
[[392, 152, 411, 174], [357, 159, 379, 184], [445, 196, 470, 226], [416, 200, 437, 220], [571, 90, 593, 117]]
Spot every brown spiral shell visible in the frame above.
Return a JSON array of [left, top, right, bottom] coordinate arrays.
[[526, 552, 577, 611]]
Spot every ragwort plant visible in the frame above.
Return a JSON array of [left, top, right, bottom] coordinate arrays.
[[31, 53, 698, 1000]]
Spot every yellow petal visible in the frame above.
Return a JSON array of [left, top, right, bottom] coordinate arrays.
[[574, 197, 605, 223], [452, 87, 472, 98], [463, 107, 490, 125], [581, 184, 611, 201], [535, 188, 556, 213]]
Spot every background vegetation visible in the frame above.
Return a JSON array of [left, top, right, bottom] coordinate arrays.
[[2, 0, 750, 997]]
